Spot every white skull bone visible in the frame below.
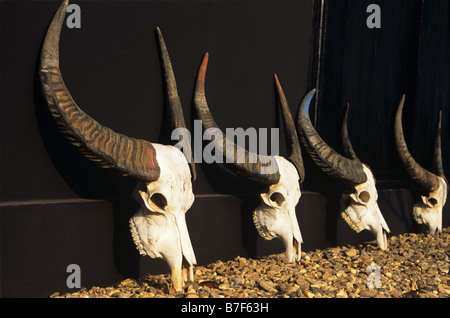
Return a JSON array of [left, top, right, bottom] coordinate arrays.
[[253, 156, 303, 262], [341, 164, 390, 250], [129, 144, 196, 292], [413, 176, 447, 235]]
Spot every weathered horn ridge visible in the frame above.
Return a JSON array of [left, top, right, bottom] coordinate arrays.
[[273, 74, 305, 183], [156, 27, 196, 181], [394, 94, 440, 193], [40, 0, 160, 182], [296, 89, 367, 186], [194, 53, 280, 185]]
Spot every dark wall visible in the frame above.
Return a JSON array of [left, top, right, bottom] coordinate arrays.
[[0, 0, 448, 297], [308, 0, 449, 186]]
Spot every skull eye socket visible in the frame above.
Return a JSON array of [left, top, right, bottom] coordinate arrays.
[[358, 191, 370, 203], [270, 192, 285, 207], [428, 198, 438, 207], [150, 193, 168, 211]]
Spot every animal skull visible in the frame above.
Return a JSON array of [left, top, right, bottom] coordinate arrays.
[[395, 95, 448, 234], [253, 156, 303, 261], [40, 0, 196, 292], [297, 89, 390, 250], [413, 177, 447, 234], [193, 53, 305, 262], [129, 144, 196, 290], [341, 164, 389, 249]]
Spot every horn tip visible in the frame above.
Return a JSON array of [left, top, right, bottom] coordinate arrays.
[[301, 88, 317, 114], [155, 27, 164, 41], [273, 73, 281, 89], [201, 52, 209, 67], [397, 94, 406, 112]]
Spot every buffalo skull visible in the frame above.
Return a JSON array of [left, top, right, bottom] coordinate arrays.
[[394, 95, 447, 234], [40, 0, 196, 292], [297, 89, 390, 250], [193, 53, 305, 262]]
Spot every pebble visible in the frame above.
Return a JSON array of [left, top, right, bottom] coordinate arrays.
[[259, 280, 277, 292], [50, 228, 450, 298]]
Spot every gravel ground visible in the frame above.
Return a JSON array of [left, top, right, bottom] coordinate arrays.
[[50, 227, 450, 298]]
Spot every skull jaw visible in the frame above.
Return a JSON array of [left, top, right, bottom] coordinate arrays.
[[342, 204, 390, 250], [253, 207, 303, 262], [129, 209, 196, 292]]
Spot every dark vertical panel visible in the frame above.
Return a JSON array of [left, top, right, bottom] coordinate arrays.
[[309, 0, 429, 186], [411, 0, 449, 176], [305, 0, 449, 237]]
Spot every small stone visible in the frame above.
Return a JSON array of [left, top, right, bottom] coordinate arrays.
[[259, 280, 277, 292], [285, 285, 299, 294], [359, 289, 377, 298], [336, 290, 348, 298], [303, 290, 315, 298], [120, 278, 138, 287], [438, 285, 450, 294], [345, 248, 358, 257], [310, 286, 322, 294], [185, 280, 199, 292], [208, 290, 223, 298], [229, 277, 242, 285], [111, 291, 121, 298]]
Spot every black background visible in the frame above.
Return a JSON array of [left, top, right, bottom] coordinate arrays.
[[0, 0, 448, 297]]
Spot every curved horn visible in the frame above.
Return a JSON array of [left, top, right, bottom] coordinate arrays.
[[394, 95, 439, 192], [433, 110, 445, 178], [194, 53, 280, 185], [40, 0, 160, 182], [156, 27, 196, 181], [341, 104, 359, 161], [273, 74, 305, 183], [296, 89, 367, 186]]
